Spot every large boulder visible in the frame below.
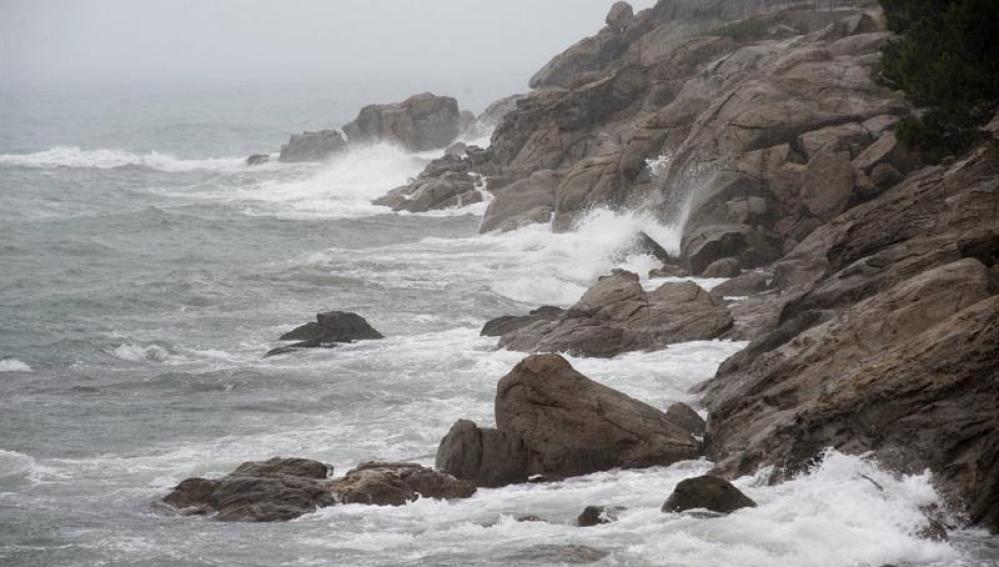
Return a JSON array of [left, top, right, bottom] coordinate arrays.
[[662, 475, 756, 514], [373, 153, 484, 213], [161, 458, 474, 522], [480, 170, 560, 233], [278, 130, 348, 163], [495, 354, 701, 477], [500, 271, 732, 357], [344, 93, 462, 151], [435, 420, 531, 488]]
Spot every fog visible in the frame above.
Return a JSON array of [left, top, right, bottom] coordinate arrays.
[[1, 0, 658, 90]]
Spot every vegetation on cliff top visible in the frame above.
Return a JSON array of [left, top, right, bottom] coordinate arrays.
[[879, 0, 999, 158]]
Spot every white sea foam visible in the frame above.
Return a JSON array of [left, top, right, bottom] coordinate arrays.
[[0, 358, 32, 372], [0, 146, 248, 172], [0, 450, 36, 484]]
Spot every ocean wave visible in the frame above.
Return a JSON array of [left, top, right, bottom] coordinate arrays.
[[0, 449, 37, 484], [0, 146, 249, 173], [0, 358, 32, 372], [108, 342, 241, 365]]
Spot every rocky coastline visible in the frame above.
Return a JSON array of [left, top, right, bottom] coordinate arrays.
[[163, 0, 997, 539]]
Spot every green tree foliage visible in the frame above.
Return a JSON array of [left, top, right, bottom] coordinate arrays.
[[879, 0, 999, 157]]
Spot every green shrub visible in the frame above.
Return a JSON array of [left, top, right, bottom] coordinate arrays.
[[880, 0, 999, 158]]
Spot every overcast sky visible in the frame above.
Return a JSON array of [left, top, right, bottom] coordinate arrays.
[[1, 0, 658, 88]]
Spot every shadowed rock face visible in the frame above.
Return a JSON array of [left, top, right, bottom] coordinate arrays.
[[435, 420, 531, 488], [495, 354, 700, 477], [500, 271, 732, 357], [344, 92, 462, 151], [662, 475, 756, 514], [161, 458, 475, 522]]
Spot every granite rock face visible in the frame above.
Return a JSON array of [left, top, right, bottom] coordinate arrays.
[[278, 130, 348, 163], [344, 92, 463, 151]]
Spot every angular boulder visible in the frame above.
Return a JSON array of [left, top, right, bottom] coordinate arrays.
[[500, 271, 732, 357], [278, 130, 348, 163], [495, 354, 701, 477], [665, 402, 706, 437], [662, 475, 756, 514], [435, 420, 531, 488], [577, 504, 626, 527], [344, 93, 462, 151]]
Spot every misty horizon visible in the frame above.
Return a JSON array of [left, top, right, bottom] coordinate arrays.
[[2, 0, 658, 96]]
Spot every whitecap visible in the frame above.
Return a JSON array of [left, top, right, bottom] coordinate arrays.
[[0, 145, 247, 173], [0, 358, 32, 372]]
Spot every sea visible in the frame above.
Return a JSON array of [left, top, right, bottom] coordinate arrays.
[[1, 80, 996, 566]]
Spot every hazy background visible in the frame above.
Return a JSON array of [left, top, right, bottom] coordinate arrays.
[[2, 0, 657, 93]]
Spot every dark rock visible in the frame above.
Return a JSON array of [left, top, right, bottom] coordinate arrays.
[[373, 154, 483, 213], [665, 402, 706, 437], [162, 457, 334, 522], [435, 419, 531, 488], [344, 93, 462, 151], [161, 458, 474, 522], [662, 475, 756, 514], [495, 354, 700, 478], [649, 265, 690, 278], [480, 170, 559, 232], [681, 224, 781, 276], [278, 130, 348, 163], [277, 311, 383, 345], [577, 505, 626, 527], [245, 153, 270, 166], [480, 306, 563, 337], [500, 271, 732, 357], [701, 257, 741, 278]]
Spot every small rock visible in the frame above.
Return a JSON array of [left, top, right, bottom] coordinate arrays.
[[710, 272, 770, 298], [268, 311, 383, 356], [245, 153, 270, 166], [662, 475, 756, 514], [577, 505, 626, 527], [649, 265, 690, 278], [665, 403, 706, 437]]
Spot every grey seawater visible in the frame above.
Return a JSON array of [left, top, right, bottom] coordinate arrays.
[[1, 85, 997, 566]]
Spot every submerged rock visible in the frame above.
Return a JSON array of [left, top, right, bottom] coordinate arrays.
[[495, 354, 700, 477], [161, 457, 474, 522], [577, 504, 626, 527], [662, 475, 756, 514], [500, 270, 732, 357]]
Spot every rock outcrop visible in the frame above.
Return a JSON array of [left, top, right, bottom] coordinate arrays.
[[161, 457, 475, 522], [278, 130, 348, 163], [344, 93, 462, 151], [577, 504, 626, 527], [495, 354, 700, 477], [372, 153, 484, 213], [697, 145, 999, 532], [266, 311, 383, 357], [662, 475, 756, 514], [499, 270, 732, 357]]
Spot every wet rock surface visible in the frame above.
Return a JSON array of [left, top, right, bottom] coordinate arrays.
[[161, 458, 475, 521], [662, 475, 756, 514], [500, 270, 732, 357], [344, 92, 462, 151], [278, 130, 348, 163]]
